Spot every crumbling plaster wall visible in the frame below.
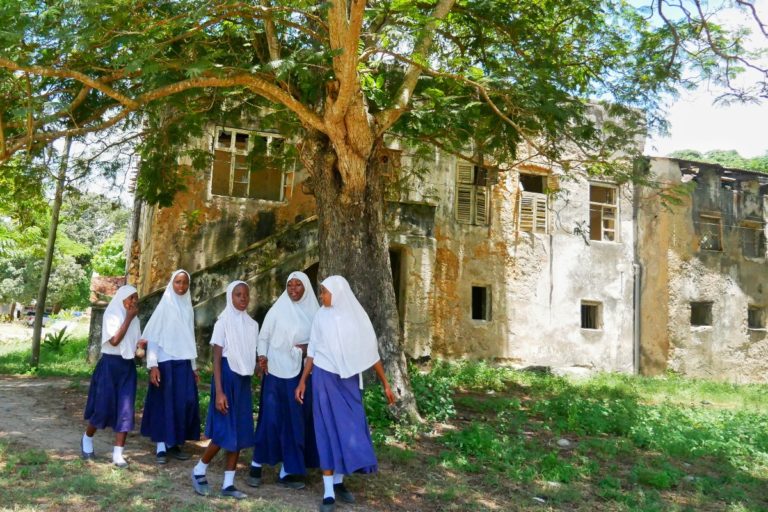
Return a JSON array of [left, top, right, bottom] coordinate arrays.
[[135, 126, 316, 298], [427, 154, 635, 372], [640, 158, 768, 382]]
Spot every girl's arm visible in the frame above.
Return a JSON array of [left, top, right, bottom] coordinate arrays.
[[213, 345, 229, 414], [294, 357, 314, 404], [372, 360, 396, 405], [107, 303, 138, 347]]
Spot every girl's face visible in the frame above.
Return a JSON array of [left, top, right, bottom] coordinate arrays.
[[232, 284, 250, 311], [173, 272, 190, 295], [319, 286, 332, 307], [286, 278, 305, 302], [122, 293, 139, 309]]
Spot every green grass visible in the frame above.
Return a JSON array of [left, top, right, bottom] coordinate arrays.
[[0, 335, 94, 377], [1, 335, 767, 511], [363, 360, 768, 511]]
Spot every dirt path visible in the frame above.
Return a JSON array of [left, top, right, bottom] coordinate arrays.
[[0, 375, 381, 511]]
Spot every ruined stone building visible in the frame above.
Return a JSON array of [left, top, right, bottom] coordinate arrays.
[[638, 158, 768, 382], [123, 123, 768, 381]]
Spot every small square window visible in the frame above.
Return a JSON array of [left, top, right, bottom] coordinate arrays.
[[471, 286, 491, 321], [581, 301, 602, 329], [748, 306, 765, 329], [520, 173, 546, 193], [699, 215, 722, 251], [690, 302, 713, 326]]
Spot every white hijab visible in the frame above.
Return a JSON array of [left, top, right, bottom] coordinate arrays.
[[258, 272, 319, 378], [141, 270, 197, 360], [311, 275, 380, 379], [102, 284, 142, 360], [219, 280, 259, 376]]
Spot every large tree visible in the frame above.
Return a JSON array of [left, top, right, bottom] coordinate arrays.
[[1, 0, 765, 415]]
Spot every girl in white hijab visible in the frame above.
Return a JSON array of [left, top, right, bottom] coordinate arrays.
[[249, 271, 320, 489], [191, 280, 258, 500], [139, 270, 200, 464], [81, 285, 146, 468], [295, 276, 395, 512]]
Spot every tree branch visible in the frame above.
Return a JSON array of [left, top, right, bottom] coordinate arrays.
[[260, 0, 282, 62], [329, 0, 366, 121], [0, 58, 140, 110], [375, 0, 456, 136]]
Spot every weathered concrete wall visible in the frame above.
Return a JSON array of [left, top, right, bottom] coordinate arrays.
[[639, 158, 768, 382], [134, 126, 317, 298], [425, 154, 636, 372]]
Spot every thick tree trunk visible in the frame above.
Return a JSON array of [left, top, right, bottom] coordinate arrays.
[[31, 136, 71, 367], [304, 133, 419, 421]]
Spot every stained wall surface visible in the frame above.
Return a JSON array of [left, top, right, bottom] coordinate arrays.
[[638, 158, 768, 382]]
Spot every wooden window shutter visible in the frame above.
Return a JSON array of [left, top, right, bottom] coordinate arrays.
[[534, 194, 547, 233], [457, 163, 474, 184], [475, 186, 489, 225], [519, 191, 548, 233], [456, 184, 474, 224], [520, 193, 535, 232]]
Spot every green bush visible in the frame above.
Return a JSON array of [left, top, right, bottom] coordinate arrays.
[[43, 326, 71, 353]]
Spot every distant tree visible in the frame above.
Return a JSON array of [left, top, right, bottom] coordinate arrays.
[[47, 254, 88, 310], [92, 232, 127, 277], [669, 149, 768, 172], [60, 193, 130, 249]]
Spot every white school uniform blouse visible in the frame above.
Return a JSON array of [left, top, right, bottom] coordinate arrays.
[[147, 343, 197, 370], [210, 319, 258, 376]]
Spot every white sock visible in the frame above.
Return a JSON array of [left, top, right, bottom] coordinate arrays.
[[223, 470, 235, 489], [333, 473, 344, 485], [193, 460, 208, 476], [82, 433, 94, 453], [251, 461, 262, 468], [323, 475, 335, 499], [112, 446, 125, 464], [156, 442, 166, 454], [279, 464, 288, 479]]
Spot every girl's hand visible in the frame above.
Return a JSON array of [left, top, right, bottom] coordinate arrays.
[[258, 356, 268, 375], [149, 367, 161, 387], [125, 302, 139, 319], [216, 392, 229, 414], [383, 384, 396, 405], [295, 380, 306, 404]]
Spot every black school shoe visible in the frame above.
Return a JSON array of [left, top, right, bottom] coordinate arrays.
[[319, 497, 336, 512], [156, 451, 168, 465], [220, 485, 247, 499], [277, 474, 306, 490], [246, 466, 262, 487], [333, 483, 355, 503], [167, 445, 191, 460]]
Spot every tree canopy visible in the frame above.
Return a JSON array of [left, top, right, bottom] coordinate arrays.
[[1, 0, 764, 188], [668, 149, 768, 172]]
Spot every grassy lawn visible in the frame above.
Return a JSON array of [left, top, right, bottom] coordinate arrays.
[[0, 334, 766, 511]]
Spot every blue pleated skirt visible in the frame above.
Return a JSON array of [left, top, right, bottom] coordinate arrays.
[[84, 354, 137, 432], [140, 359, 201, 446], [252, 372, 318, 474], [312, 366, 377, 474], [204, 358, 254, 452]]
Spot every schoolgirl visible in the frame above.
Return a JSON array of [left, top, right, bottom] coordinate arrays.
[[295, 275, 396, 512], [249, 271, 320, 489], [81, 285, 146, 468], [140, 269, 200, 464], [191, 281, 257, 499]]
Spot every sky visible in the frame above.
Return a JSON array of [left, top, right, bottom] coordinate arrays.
[[645, 0, 767, 159], [646, 86, 768, 158]]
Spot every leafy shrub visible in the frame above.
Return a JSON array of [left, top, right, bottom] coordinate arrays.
[[410, 367, 456, 422], [43, 326, 71, 352]]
